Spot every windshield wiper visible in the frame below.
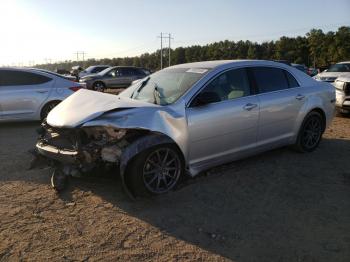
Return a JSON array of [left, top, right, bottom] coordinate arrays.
[[131, 77, 150, 98]]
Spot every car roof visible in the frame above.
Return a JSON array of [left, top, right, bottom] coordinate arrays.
[[169, 59, 293, 70], [88, 65, 110, 68], [110, 66, 145, 69], [0, 67, 44, 72], [337, 61, 350, 64], [0, 67, 70, 80]]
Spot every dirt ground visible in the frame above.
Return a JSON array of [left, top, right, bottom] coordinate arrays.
[[0, 116, 350, 262]]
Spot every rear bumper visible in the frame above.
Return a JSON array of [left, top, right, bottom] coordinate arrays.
[[36, 142, 78, 164]]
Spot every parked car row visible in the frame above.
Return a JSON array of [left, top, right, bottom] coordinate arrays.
[[313, 61, 350, 114], [274, 60, 318, 77]]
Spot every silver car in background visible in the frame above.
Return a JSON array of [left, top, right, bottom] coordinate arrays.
[[79, 66, 149, 92], [78, 65, 111, 78], [34, 60, 335, 197], [0, 68, 84, 121]]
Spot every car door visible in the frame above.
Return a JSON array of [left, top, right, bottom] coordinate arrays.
[[105, 68, 128, 88], [0, 70, 53, 120], [186, 68, 259, 167], [103, 69, 116, 87], [118, 68, 135, 87], [251, 66, 305, 147]]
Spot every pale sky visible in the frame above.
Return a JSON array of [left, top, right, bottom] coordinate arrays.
[[0, 0, 349, 66]]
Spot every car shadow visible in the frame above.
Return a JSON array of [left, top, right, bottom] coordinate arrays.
[[1, 121, 350, 261], [61, 138, 350, 261]]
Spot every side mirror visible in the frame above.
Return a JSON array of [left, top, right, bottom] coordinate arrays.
[[192, 91, 221, 106]]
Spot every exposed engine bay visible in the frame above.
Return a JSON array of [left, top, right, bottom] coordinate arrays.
[[33, 121, 151, 195]]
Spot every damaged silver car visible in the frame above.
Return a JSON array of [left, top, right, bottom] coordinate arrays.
[[34, 60, 335, 197]]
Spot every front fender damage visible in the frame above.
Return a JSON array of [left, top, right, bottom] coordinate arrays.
[[33, 107, 189, 198]]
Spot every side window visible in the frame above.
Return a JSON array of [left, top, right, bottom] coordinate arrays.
[[108, 69, 120, 77], [200, 68, 251, 102], [91, 67, 100, 73], [118, 68, 129, 76], [0, 70, 51, 86], [252, 67, 289, 93], [284, 70, 299, 88], [135, 68, 146, 76]]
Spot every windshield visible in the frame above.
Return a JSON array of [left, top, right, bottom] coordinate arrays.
[[327, 63, 350, 72], [121, 67, 209, 105]]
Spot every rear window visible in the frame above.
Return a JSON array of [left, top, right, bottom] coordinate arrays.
[[0, 70, 52, 86], [252, 67, 289, 93], [285, 71, 299, 88]]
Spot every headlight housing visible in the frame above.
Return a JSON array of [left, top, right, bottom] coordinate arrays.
[[334, 80, 345, 91]]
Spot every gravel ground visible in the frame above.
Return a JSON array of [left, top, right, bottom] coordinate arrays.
[[0, 116, 350, 262]]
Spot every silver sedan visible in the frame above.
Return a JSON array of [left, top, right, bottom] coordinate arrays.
[[34, 60, 335, 197], [0, 68, 84, 121]]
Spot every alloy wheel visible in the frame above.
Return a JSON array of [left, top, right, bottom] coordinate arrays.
[[94, 82, 105, 92], [301, 115, 322, 150], [142, 148, 181, 194]]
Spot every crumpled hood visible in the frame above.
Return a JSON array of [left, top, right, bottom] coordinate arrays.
[[47, 89, 158, 128]]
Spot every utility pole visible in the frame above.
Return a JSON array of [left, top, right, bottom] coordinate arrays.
[[168, 33, 174, 67], [158, 33, 163, 69], [74, 51, 86, 62], [81, 51, 86, 62], [158, 33, 173, 69], [74, 52, 79, 62]]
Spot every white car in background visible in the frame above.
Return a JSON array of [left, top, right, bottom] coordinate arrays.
[[78, 65, 110, 78], [0, 68, 84, 122], [334, 75, 350, 114], [314, 61, 350, 83]]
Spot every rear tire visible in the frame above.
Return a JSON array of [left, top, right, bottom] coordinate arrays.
[[40, 101, 60, 120], [293, 111, 324, 152], [93, 81, 105, 92], [127, 144, 184, 197]]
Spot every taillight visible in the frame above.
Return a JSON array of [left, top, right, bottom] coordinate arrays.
[[69, 86, 82, 92]]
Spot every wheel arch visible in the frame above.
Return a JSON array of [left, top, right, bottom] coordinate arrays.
[[119, 132, 185, 199], [308, 107, 326, 132], [40, 99, 62, 120]]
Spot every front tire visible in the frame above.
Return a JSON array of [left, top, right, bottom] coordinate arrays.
[[92, 81, 105, 92], [127, 144, 184, 197], [294, 111, 324, 152]]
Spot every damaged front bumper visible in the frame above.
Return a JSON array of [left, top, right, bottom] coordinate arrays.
[[33, 122, 140, 197], [36, 142, 78, 164], [33, 120, 178, 198]]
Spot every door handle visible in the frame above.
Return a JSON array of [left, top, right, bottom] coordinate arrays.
[[36, 90, 48, 94], [243, 103, 258, 111], [295, 94, 305, 100]]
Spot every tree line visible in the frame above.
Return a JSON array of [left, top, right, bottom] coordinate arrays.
[[37, 26, 350, 72]]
